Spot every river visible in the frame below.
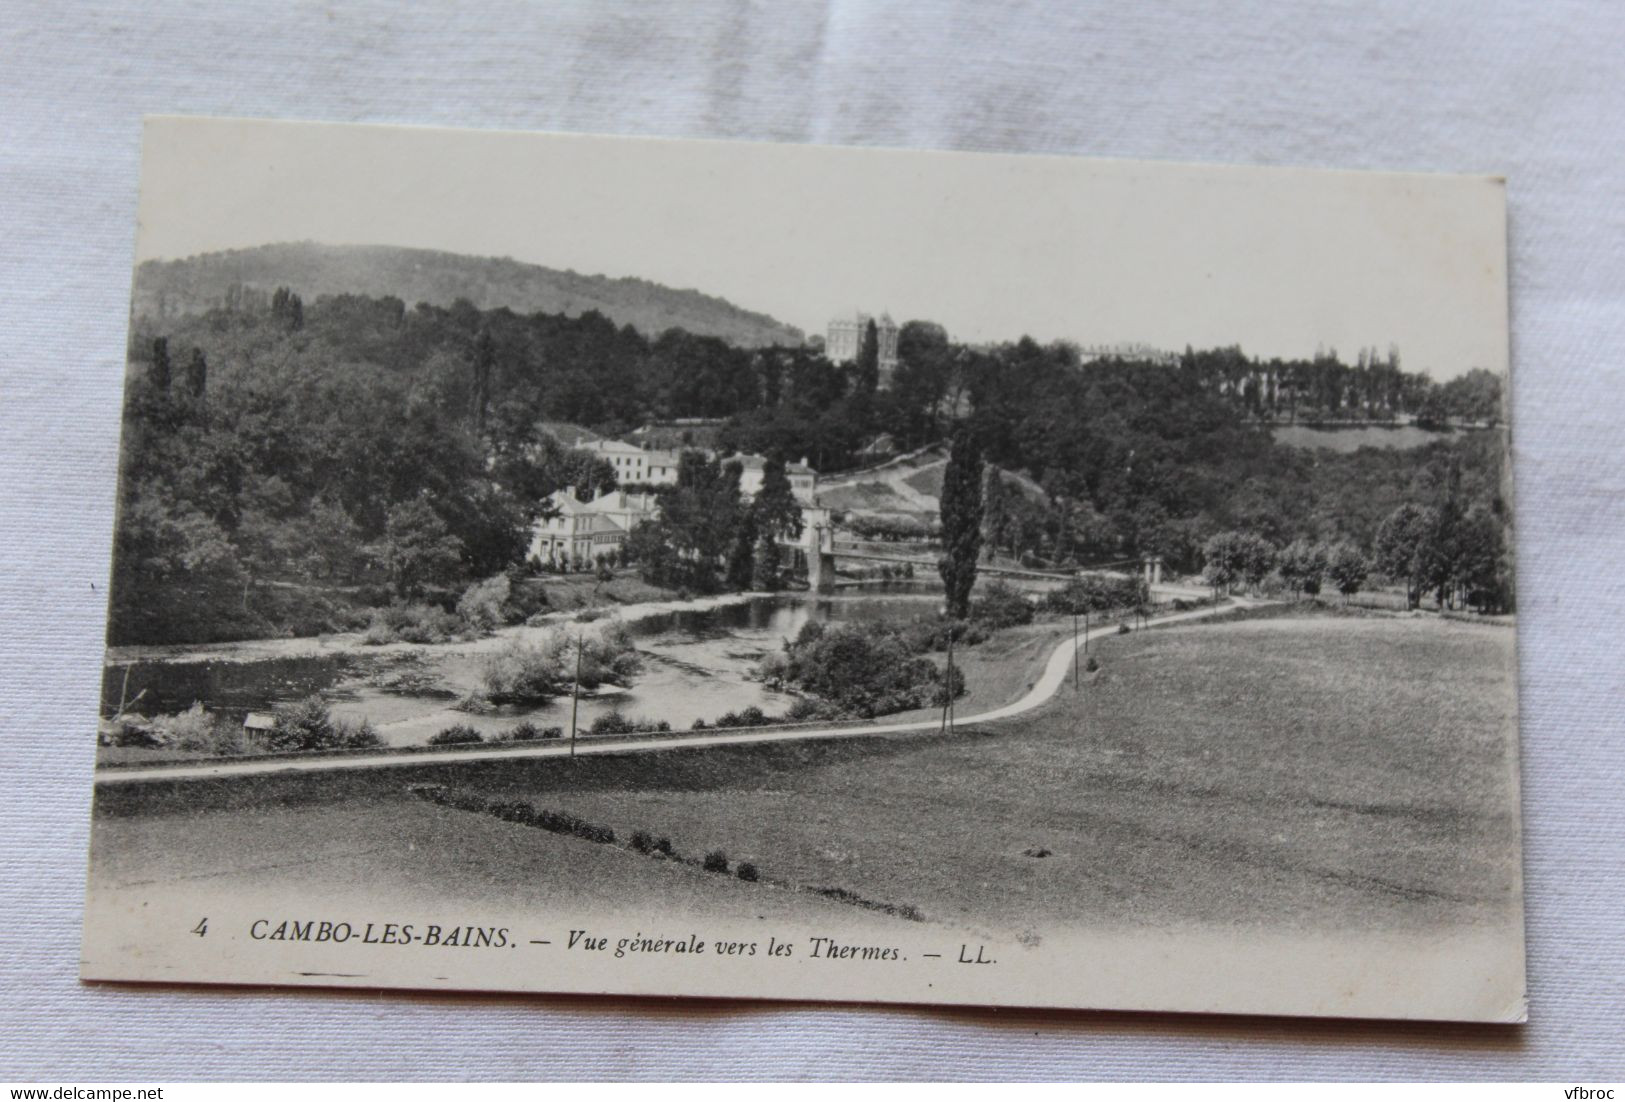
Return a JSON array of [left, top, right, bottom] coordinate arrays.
[[102, 589, 946, 747]]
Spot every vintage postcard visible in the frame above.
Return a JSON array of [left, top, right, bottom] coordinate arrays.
[[83, 117, 1523, 1022]]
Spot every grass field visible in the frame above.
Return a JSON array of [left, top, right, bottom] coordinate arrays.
[[90, 610, 1521, 941]]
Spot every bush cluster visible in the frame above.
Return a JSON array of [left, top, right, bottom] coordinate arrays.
[[267, 695, 383, 752], [756, 620, 963, 718], [712, 705, 769, 729], [842, 514, 941, 542], [970, 581, 1036, 629], [589, 711, 672, 735], [476, 625, 643, 705], [1039, 574, 1150, 616], [428, 723, 484, 745], [362, 602, 468, 645], [494, 720, 562, 742], [484, 800, 616, 844], [630, 830, 676, 857]]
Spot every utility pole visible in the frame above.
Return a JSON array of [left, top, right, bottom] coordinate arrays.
[[569, 630, 583, 758], [1072, 608, 1080, 692]]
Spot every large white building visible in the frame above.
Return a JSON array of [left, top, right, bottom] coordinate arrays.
[[527, 487, 660, 569], [825, 310, 900, 384], [720, 453, 819, 504], [577, 439, 682, 486]]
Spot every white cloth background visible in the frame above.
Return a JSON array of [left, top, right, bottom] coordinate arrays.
[[2, 0, 1622, 1081]]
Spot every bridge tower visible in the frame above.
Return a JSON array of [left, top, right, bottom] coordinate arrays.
[[806, 524, 837, 594], [1141, 555, 1164, 586]]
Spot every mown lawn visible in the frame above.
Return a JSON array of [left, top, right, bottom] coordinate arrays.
[[91, 610, 1521, 942], [475, 610, 1521, 937]]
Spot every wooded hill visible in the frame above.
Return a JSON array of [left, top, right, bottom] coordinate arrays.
[[132, 243, 804, 348]]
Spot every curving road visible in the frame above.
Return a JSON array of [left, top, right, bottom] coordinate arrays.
[[94, 598, 1242, 786]]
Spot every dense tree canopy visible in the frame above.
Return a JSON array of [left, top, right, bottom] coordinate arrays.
[[114, 286, 1514, 642]]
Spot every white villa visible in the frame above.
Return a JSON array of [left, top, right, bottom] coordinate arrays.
[[526, 437, 825, 570], [721, 453, 819, 503], [527, 487, 660, 569], [577, 439, 682, 486]]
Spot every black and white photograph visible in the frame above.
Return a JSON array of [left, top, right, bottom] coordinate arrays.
[[81, 116, 1523, 1022]]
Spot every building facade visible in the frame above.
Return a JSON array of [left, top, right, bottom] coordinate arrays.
[[826, 310, 900, 384], [720, 453, 818, 503], [527, 486, 660, 569], [578, 439, 682, 486]]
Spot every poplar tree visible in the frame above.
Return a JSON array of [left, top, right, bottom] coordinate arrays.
[[855, 318, 880, 395], [938, 425, 984, 618]]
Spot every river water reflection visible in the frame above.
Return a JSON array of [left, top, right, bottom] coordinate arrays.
[[104, 589, 946, 747]]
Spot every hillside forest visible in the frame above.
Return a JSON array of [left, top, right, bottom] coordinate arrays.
[[111, 285, 1513, 644]]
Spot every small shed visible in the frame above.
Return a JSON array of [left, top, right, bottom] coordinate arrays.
[[243, 712, 276, 748]]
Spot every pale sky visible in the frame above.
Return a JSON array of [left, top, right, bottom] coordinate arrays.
[[137, 117, 1509, 380]]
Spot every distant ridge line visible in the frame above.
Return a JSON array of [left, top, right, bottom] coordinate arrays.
[[132, 241, 804, 349]]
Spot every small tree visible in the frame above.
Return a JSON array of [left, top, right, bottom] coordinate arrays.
[[1375, 503, 1436, 608], [1326, 542, 1370, 603], [375, 497, 464, 600], [1238, 533, 1277, 593], [148, 336, 172, 391], [1201, 531, 1244, 595], [726, 506, 758, 591], [752, 531, 784, 591], [754, 454, 804, 543], [1277, 539, 1327, 599], [184, 347, 208, 400]]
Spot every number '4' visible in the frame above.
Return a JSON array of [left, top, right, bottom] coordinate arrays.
[[191, 918, 208, 937]]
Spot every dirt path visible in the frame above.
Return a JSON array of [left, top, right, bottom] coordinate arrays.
[[95, 598, 1249, 785]]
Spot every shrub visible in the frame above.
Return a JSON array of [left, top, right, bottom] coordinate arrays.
[[480, 625, 644, 704], [703, 849, 730, 874], [783, 696, 844, 722], [428, 724, 483, 745], [490, 800, 537, 825], [507, 721, 541, 741], [757, 621, 960, 718], [691, 718, 709, 730], [1084, 655, 1100, 673], [590, 711, 636, 735], [1041, 575, 1150, 616], [532, 808, 612, 841], [478, 637, 566, 703], [337, 717, 384, 749], [456, 574, 511, 633], [151, 701, 225, 752], [736, 862, 759, 882], [655, 836, 675, 857], [107, 719, 163, 749], [540, 726, 563, 740], [1117, 622, 1131, 635], [630, 830, 655, 854], [268, 695, 339, 752], [363, 602, 466, 645], [971, 581, 1035, 629], [714, 705, 769, 729]]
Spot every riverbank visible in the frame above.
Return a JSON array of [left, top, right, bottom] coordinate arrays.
[[99, 588, 954, 759]]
